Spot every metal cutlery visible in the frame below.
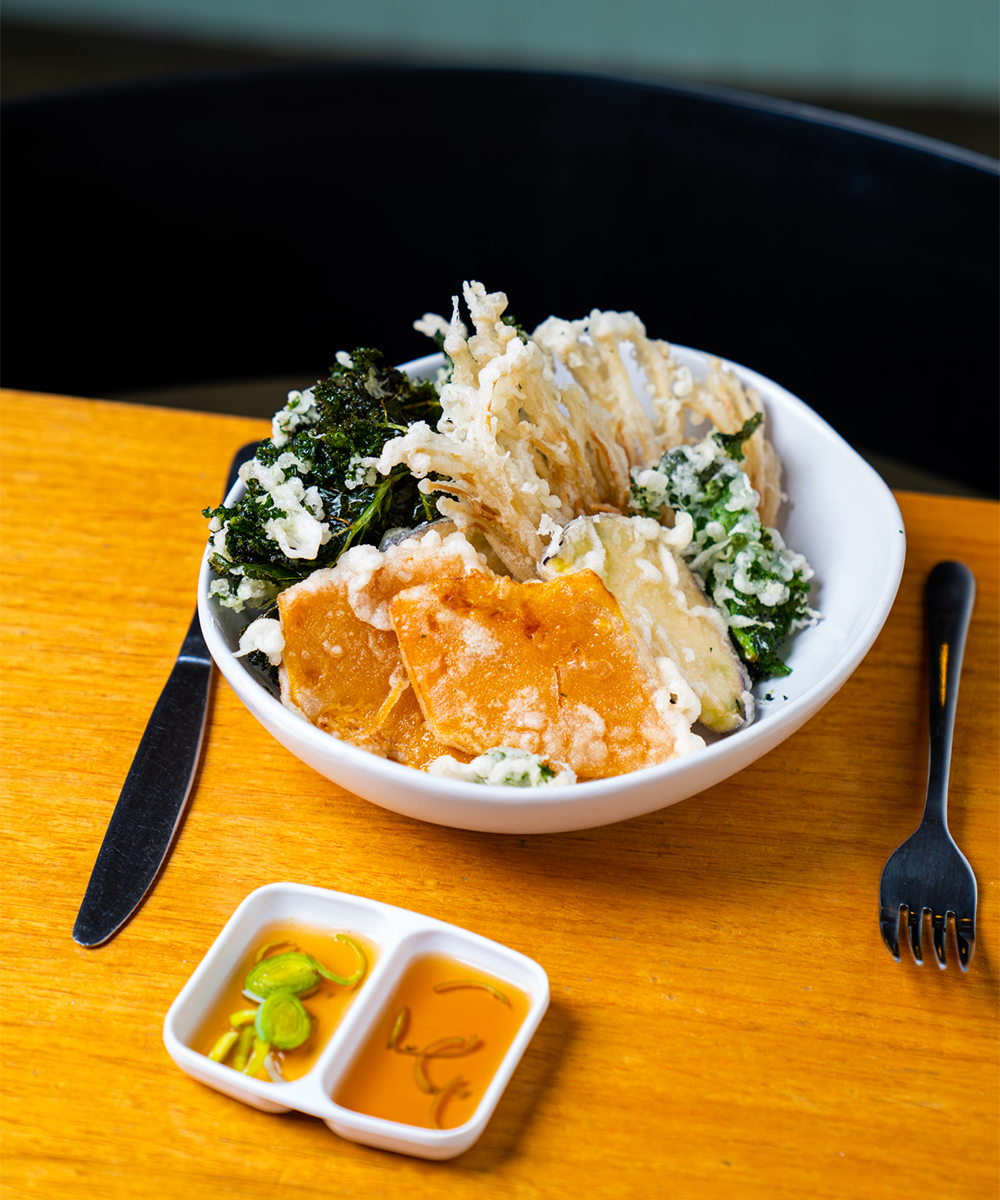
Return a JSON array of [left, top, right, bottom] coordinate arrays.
[[73, 441, 258, 947], [878, 560, 977, 970]]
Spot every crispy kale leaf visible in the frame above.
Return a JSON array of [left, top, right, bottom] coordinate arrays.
[[203, 349, 441, 613], [630, 416, 816, 681]]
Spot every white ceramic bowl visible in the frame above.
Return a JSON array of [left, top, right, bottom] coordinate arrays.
[[198, 348, 905, 834], [163, 882, 550, 1160]]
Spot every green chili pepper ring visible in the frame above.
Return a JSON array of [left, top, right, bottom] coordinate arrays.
[[244, 951, 324, 1000], [243, 939, 367, 1000], [255, 989, 312, 1051]]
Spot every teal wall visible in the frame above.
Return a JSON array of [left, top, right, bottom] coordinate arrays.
[[4, 0, 997, 103]]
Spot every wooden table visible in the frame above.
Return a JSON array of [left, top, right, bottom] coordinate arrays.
[[2, 390, 997, 1200]]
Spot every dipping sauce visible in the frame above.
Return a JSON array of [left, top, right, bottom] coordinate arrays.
[[335, 954, 529, 1129], [191, 924, 376, 1082]]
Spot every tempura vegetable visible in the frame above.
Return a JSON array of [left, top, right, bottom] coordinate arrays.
[[631, 417, 817, 680], [542, 513, 753, 732], [207, 281, 819, 783]]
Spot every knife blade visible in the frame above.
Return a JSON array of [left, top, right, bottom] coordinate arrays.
[[73, 441, 259, 947]]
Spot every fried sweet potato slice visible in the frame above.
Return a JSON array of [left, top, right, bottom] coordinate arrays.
[[379, 683, 474, 770], [390, 570, 702, 778], [278, 533, 484, 762], [278, 570, 406, 747]]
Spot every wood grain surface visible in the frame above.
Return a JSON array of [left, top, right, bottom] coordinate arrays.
[[1, 390, 997, 1200]]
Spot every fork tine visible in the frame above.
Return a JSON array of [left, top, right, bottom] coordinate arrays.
[[879, 902, 901, 961], [931, 913, 948, 969], [907, 907, 925, 965], [955, 915, 975, 972]]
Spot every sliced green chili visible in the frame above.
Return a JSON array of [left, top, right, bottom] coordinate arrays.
[[428, 1076, 464, 1129], [255, 989, 312, 1050], [387, 1006, 410, 1050], [231, 1024, 255, 1072], [431, 980, 509, 1006], [207, 1030, 239, 1063], [246, 942, 366, 998], [423, 1035, 479, 1058], [243, 1036, 270, 1078], [244, 951, 323, 999], [413, 1054, 436, 1094], [254, 940, 294, 964], [315, 934, 366, 987], [413, 1037, 477, 1094]]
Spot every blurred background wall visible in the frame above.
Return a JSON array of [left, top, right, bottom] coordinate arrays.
[[4, 0, 998, 100], [3, 0, 998, 159]]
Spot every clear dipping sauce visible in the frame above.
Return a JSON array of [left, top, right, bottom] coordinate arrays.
[[190, 924, 377, 1082], [335, 954, 530, 1130]]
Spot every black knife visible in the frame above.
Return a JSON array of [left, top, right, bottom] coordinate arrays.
[[73, 442, 258, 947]]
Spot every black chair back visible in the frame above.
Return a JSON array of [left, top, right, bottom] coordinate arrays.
[[3, 65, 997, 492]]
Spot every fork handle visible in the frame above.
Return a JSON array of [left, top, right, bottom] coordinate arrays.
[[923, 561, 976, 827]]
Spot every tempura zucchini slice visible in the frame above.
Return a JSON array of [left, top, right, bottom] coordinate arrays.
[[541, 514, 753, 733]]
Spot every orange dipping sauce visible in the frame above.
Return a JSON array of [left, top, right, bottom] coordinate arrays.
[[190, 924, 377, 1082], [335, 954, 529, 1130]]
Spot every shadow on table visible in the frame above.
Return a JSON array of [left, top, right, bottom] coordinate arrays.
[[448, 1000, 574, 1172]]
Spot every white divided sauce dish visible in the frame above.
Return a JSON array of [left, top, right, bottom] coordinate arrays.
[[198, 348, 906, 834], [163, 882, 550, 1159]]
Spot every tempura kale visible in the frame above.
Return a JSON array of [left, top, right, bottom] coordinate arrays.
[[630, 416, 816, 681], [204, 349, 441, 613]]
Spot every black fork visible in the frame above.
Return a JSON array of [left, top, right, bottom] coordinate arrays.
[[878, 561, 977, 970]]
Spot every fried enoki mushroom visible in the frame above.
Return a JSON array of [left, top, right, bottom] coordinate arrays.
[[382, 283, 784, 580]]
